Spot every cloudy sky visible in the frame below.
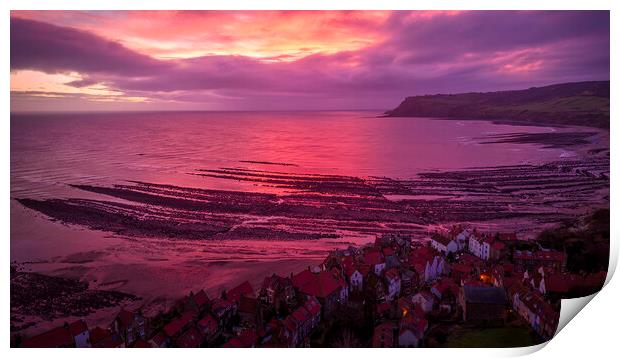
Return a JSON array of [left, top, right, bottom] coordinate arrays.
[[10, 11, 610, 112]]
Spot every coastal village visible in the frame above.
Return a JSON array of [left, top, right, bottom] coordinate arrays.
[[15, 227, 607, 348]]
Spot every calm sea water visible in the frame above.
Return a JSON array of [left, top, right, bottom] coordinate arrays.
[[11, 110, 568, 200]]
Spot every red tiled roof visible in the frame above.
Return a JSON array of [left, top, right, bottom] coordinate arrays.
[[212, 298, 233, 310], [410, 246, 435, 263], [227, 281, 254, 302], [433, 278, 457, 294], [364, 251, 384, 266], [22, 326, 74, 348], [283, 315, 298, 333], [292, 269, 315, 289], [401, 313, 428, 335], [341, 256, 354, 269], [163, 312, 193, 337], [376, 302, 391, 314], [116, 309, 134, 328], [382, 247, 395, 256], [238, 296, 257, 314], [431, 234, 453, 246], [197, 314, 218, 333], [193, 289, 209, 307], [451, 263, 472, 273], [491, 241, 506, 250], [68, 320, 88, 336], [176, 326, 204, 348], [291, 306, 311, 324], [514, 250, 565, 262], [131, 339, 151, 348], [150, 331, 167, 347], [384, 268, 400, 281], [89, 328, 122, 348], [304, 297, 321, 316], [344, 265, 359, 277], [89, 327, 111, 345], [358, 264, 372, 276], [295, 270, 344, 299]]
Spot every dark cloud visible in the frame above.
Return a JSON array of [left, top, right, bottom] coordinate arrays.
[[11, 17, 169, 76]]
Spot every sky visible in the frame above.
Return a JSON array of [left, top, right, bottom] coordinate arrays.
[[10, 10, 610, 112]]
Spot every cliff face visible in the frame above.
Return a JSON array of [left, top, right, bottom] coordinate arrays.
[[386, 81, 609, 128]]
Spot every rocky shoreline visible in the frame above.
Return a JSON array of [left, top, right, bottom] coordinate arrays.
[[16, 149, 609, 242], [10, 267, 138, 333]]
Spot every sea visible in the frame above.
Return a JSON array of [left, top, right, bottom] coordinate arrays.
[[10, 110, 597, 322]]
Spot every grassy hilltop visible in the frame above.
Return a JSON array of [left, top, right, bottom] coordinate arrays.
[[386, 81, 609, 129]]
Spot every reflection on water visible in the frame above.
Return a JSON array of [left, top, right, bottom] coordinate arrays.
[[10, 111, 581, 304], [11, 111, 565, 199]]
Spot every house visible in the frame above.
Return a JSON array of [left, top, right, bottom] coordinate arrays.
[[68, 320, 90, 348], [375, 302, 392, 321], [238, 329, 258, 347], [491, 263, 515, 288], [163, 312, 193, 340], [490, 241, 507, 261], [432, 278, 459, 314], [223, 329, 257, 348], [364, 250, 386, 275], [211, 298, 237, 325], [239, 295, 260, 327], [383, 247, 401, 269], [364, 272, 387, 303], [398, 311, 428, 347], [148, 331, 168, 348], [454, 228, 473, 251], [468, 233, 495, 261], [431, 277, 457, 301], [280, 297, 321, 347], [184, 289, 209, 314], [411, 290, 435, 313], [21, 325, 75, 348], [512, 287, 559, 339], [430, 234, 459, 255], [397, 297, 414, 318], [384, 268, 401, 301], [259, 274, 296, 312], [227, 281, 255, 303], [175, 326, 204, 348], [450, 262, 474, 282], [112, 309, 146, 346], [400, 269, 417, 295], [372, 322, 396, 348], [303, 296, 322, 327], [513, 250, 566, 273], [292, 268, 347, 318], [459, 285, 508, 326], [344, 265, 364, 293], [459, 253, 485, 272], [424, 255, 449, 283], [197, 314, 219, 344]]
